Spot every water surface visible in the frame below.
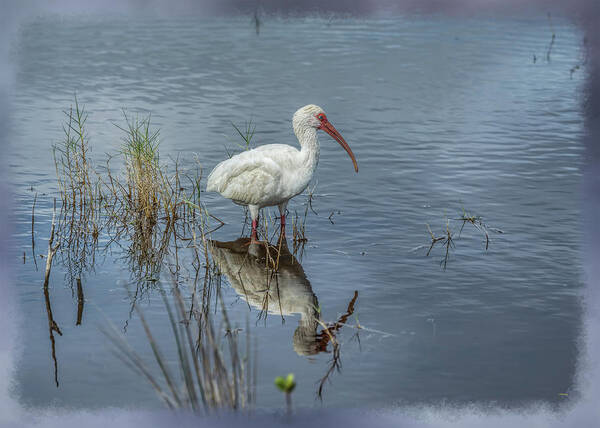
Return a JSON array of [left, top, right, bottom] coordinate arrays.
[[7, 15, 585, 410]]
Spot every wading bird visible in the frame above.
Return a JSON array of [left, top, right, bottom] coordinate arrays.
[[206, 105, 358, 242]]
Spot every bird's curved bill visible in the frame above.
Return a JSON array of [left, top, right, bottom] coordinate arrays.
[[321, 120, 358, 173]]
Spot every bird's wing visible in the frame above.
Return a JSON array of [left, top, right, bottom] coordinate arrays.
[[206, 148, 286, 206]]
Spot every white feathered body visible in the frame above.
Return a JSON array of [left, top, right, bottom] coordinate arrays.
[[206, 120, 320, 210]]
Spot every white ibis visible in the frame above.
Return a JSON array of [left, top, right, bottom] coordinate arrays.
[[206, 104, 358, 241]]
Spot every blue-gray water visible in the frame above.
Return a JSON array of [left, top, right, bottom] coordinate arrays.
[[7, 15, 584, 410]]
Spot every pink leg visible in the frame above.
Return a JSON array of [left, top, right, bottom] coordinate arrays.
[[251, 218, 259, 242], [278, 202, 288, 238], [249, 205, 260, 244]]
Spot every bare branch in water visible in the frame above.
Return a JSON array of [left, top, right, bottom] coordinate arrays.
[[43, 198, 62, 387], [43, 199, 60, 289]]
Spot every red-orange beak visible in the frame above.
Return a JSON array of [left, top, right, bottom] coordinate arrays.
[[319, 120, 358, 173]]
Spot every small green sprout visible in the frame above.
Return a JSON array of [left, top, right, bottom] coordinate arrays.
[[275, 373, 296, 415], [274, 373, 296, 393]]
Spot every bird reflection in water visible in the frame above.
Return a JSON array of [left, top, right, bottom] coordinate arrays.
[[209, 237, 358, 357]]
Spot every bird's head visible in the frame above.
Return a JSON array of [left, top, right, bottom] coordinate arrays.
[[293, 104, 358, 173]]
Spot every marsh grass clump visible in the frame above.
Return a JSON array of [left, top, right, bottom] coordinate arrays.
[[45, 96, 243, 397], [49, 97, 224, 289], [118, 112, 161, 223], [116, 160, 206, 284], [117, 121, 163, 283], [103, 113, 215, 284], [53, 97, 105, 284], [53, 96, 103, 212]]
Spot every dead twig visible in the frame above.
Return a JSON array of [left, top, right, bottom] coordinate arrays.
[[455, 208, 503, 251], [424, 207, 503, 269], [425, 221, 454, 270]]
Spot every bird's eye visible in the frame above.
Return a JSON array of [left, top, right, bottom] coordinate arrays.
[[318, 114, 325, 121]]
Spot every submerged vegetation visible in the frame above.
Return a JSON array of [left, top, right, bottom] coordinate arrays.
[[417, 207, 503, 269], [52, 100, 211, 285], [104, 278, 255, 413]]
